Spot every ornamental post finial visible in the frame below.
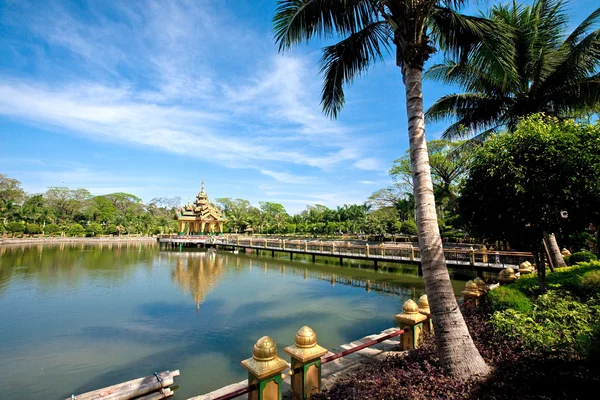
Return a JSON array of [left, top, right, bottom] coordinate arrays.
[[202, 180, 205, 192]]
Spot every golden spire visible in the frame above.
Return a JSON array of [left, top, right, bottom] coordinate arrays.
[[201, 180, 205, 193]]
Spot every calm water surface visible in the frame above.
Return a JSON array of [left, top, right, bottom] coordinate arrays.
[[0, 243, 473, 399]]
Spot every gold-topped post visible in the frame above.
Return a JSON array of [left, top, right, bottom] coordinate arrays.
[[409, 246, 415, 261], [498, 267, 518, 284], [469, 246, 475, 266], [462, 280, 482, 306], [518, 261, 534, 275], [481, 245, 488, 263], [417, 294, 433, 333], [365, 243, 370, 258], [395, 299, 427, 350], [241, 336, 289, 400], [284, 326, 328, 400]]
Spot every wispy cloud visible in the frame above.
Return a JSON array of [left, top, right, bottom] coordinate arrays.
[[259, 169, 315, 184], [0, 0, 382, 175], [359, 180, 376, 184]]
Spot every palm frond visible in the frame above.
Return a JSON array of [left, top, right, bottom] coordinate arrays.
[[273, 0, 378, 51], [429, 7, 499, 62], [319, 21, 391, 118], [564, 7, 600, 45]]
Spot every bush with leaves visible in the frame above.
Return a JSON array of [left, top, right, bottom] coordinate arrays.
[[581, 271, 600, 298], [44, 224, 60, 235], [68, 223, 85, 237], [401, 219, 418, 235], [85, 222, 103, 237], [512, 262, 600, 297], [26, 223, 42, 234], [569, 251, 598, 265], [490, 291, 599, 357], [488, 286, 533, 313], [7, 221, 25, 234]]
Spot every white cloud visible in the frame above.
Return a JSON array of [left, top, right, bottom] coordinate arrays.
[[259, 169, 315, 184], [353, 158, 384, 171], [359, 180, 376, 184]]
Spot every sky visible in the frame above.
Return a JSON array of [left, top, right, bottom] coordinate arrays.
[[0, 0, 597, 214]]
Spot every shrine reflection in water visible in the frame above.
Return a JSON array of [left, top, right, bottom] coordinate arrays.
[[0, 243, 473, 399]]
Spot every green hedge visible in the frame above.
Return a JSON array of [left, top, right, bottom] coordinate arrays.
[[512, 261, 600, 297], [568, 251, 598, 265], [487, 286, 533, 314]]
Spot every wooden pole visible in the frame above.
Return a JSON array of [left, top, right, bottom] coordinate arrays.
[[67, 370, 180, 400]]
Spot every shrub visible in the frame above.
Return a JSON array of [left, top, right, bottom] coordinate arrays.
[[105, 224, 118, 235], [568, 251, 598, 265], [401, 220, 418, 235], [487, 286, 533, 313], [85, 222, 103, 237], [26, 223, 42, 234], [512, 261, 600, 297], [580, 270, 600, 298], [490, 291, 599, 357], [7, 221, 25, 234], [68, 223, 85, 237], [44, 224, 60, 235], [0, 224, 5, 234]]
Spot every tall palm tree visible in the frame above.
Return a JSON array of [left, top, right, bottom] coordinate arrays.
[[426, 0, 600, 267], [274, 0, 495, 378], [426, 0, 600, 140]]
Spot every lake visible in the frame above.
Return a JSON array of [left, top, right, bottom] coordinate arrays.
[[0, 242, 473, 399]]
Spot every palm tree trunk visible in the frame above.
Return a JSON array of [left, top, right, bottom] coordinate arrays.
[[403, 64, 490, 379], [543, 231, 566, 268]]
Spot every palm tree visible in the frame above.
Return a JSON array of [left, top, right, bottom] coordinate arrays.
[[426, 0, 600, 140], [426, 0, 600, 267], [274, 0, 494, 378]]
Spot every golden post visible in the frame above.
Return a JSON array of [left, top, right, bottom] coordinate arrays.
[[241, 336, 289, 400], [395, 299, 427, 350], [461, 280, 482, 307], [284, 326, 328, 400], [417, 295, 433, 334]]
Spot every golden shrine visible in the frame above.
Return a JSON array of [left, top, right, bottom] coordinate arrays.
[[176, 181, 227, 234]]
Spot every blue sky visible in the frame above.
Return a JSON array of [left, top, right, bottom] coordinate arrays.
[[0, 0, 597, 213]]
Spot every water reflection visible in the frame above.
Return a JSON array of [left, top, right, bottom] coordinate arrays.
[[0, 242, 157, 294], [171, 253, 224, 311]]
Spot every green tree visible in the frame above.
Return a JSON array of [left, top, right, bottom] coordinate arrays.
[[274, 0, 493, 377], [68, 223, 85, 237], [426, 0, 600, 140], [26, 223, 42, 234], [460, 116, 600, 291], [44, 224, 61, 236], [390, 139, 471, 216], [0, 174, 26, 223], [86, 222, 104, 237], [7, 221, 25, 235], [44, 187, 92, 223]]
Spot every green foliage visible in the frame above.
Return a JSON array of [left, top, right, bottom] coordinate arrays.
[[0, 224, 5, 234], [68, 224, 85, 237], [85, 222, 103, 237], [490, 291, 599, 356], [488, 286, 533, 314], [401, 220, 418, 235], [580, 271, 600, 298], [44, 224, 60, 235], [568, 251, 598, 265], [105, 224, 118, 235], [460, 116, 600, 251], [513, 262, 600, 297], [426, 0, 600, 139], [7, 221, 25, 234], [26, 223, 42, 234]]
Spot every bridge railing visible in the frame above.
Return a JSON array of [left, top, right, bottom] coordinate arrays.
[[159, 236, 534, 267]]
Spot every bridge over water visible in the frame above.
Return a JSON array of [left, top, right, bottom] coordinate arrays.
[[158, 235, 532, 272]]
